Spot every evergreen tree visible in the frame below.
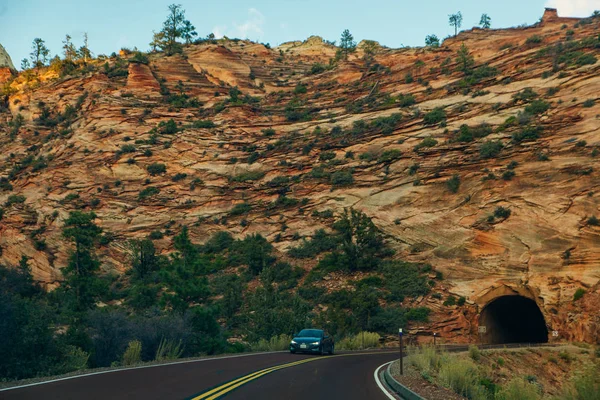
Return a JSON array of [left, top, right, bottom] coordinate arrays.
[[480, 13, 492, 29], [129, 239, 159, 281], [78, 32, 92, 63], [449, 12, 463, 36], [30, 38, 50, 69], [361, 40, 378, 66], [20, 58, 30, 70], [456, 43, 475, 75], [338, 29, 357, 61], [62, 34, 77, 61], [156, 4, 197, 55], [332, 208, 391, 271], [181, 20, 198, 44], [425, 34, 440, 48], [62, 211, 105, 312]]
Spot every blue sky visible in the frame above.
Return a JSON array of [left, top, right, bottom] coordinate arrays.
[[1, 0, 598, 70]]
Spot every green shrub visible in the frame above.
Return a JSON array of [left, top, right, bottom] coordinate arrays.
[[288, 229, 338, 258], [294, 84, 307, 95], [574, 288, 586, 301], [513, 88, 538, 102], [309, 63, 327, 75], [147, 163, 167, 175], [524, 100, 550, 115], [230, 202, 252, 216], [494, 206, 511, 219], [154, 338, 184, 361], [414, 137, 438, 151], [262, 128, 276, 137], [251, 334, 292, 351], [378, 149, 402, 163], [480, 140, 504, 158], [397, 94, 416, 107], [149, 230, 164, 240], [230, 171, 265, 182], [191, 120, 215, 129], [525, 35, 543, 46], [502, 170, 515, 181], [512, 126, 542, 143], [583, 99, 595, 108], [423, 108, 446, 125], [138, 187, 160, 200], [457, 296, 466, 306], [496, 377, 541, 400], [406, 307, 431, 322], [336, 332, 380, 350], [444, 296, 457, 306], [157, 119, 178, 134], [439, 358, 487, 399], [469, 345, 481, 361], [330, 170, 354, 187], [319, 151, 336, 161], [446, 174, 460, 193], [588, 216, 599, 226], [122, 340, 142, 366], [5, 194, 26, 206], [559, 364, 600, 400]]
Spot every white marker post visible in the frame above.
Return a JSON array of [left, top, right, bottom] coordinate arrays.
[[399, 328, 404, 375]]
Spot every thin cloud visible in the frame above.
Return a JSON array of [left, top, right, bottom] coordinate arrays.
[[546, 0, 600, 17], [211, 8, 266, 40]]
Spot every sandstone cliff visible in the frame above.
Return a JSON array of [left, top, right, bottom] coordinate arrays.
[[0, 11, 599, 342]]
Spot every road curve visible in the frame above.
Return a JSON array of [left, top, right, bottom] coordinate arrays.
[[2, 351, 399, 400]]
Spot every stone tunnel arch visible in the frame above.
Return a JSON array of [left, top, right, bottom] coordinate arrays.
[[479, 295, 549, 344]]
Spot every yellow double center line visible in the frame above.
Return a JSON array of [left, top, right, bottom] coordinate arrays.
[[190, 351, 390, 400], [191, 357, 322, 400]]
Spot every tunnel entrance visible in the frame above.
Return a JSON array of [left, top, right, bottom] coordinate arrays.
[[479, 296, 548, 344]]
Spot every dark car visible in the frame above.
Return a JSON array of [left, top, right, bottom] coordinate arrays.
[[289, 329, 334, 355]]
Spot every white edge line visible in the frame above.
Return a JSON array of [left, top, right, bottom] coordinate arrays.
[[374, 361, 396, 400], [0, 351, 288, 392]]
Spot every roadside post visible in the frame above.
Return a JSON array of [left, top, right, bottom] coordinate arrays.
[[399, 328, 404, 375], [433, 332, 437, 346]]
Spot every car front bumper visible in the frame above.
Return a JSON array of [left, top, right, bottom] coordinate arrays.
[[290, 343, 321, 353]]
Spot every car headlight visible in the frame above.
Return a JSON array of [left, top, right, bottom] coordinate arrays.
[[311, 341, 320, 346], [291, 340, 297, 344]]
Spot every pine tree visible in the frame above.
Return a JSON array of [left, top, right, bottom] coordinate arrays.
[[30, 38, 50, 69], [425, 34, 440, 48], [156, 4, 197, 55], [62, 211, 104, 312], [62, 34, 77, 61], [361, 40, 378, 66], [456, 43, 475, 75], [480, 14, 491, 29], [78, 33, 92, 63], [449, 12, 463, 36], [338, 29, 357, 61]]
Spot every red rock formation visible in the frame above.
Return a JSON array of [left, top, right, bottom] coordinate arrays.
[[1, 9, 599, 344], [126, 62, 160, 97], [0, 67, 13, 83]]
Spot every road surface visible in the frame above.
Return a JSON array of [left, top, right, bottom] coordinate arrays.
[[1, 350, 399, 400]]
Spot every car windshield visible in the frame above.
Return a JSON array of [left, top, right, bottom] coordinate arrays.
[[297, 329, 323, 338]]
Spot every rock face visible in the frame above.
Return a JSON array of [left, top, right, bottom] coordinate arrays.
[[0, 43, 15, 70], [1, 10, 599, 342], [0, 43, 15, 83]]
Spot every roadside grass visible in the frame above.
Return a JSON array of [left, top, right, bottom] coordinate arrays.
[[336, 331, 381, 350], [400, 345, 599, 400], [250, 335, 292, 352]]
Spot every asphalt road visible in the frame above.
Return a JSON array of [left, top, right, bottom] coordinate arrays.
[[1, 350, 399, 400]]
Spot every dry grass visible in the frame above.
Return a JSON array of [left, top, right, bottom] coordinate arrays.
[[122, 340, 142, 366], [250, 334, 291, 352], [336, 332, 381, 350]]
